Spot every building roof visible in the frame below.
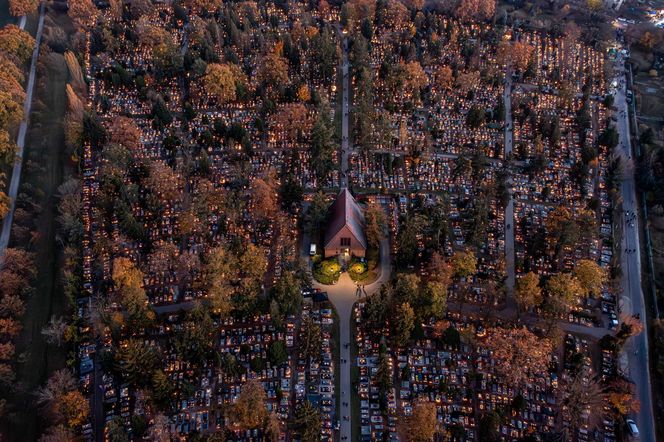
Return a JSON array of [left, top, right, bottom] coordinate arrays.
[[324, 189, 367, 249]]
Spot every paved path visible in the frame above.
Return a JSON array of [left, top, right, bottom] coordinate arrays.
[[310, 238, 390, 442], [340, 37, 350, 188], [503, 75, 516, 308], [0, 4, 46, 266], [612, 56, 656, 442]]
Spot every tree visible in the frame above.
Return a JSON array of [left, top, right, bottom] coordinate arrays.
[[515, 272, 542, 312], [573, 259, 606, 298], [423, 281, 447, 320], [433, 65, 453, 91], [108, 116, 141, 152], [115, 339, 161, 387], [268, 341, 288, 366], [454, 0, 495, 22], [497, 41, 534, 72], [427, 252, 452, 287], [250, 177, 277, 220], [147, 161, 183, 203], [477, 411, 500, 442], [0, 90, 23, 130], [0, 317, 20, 337], [272, 103, 312, 142], [294, 401, 321, 442], [403, 61, 429, 97], [0, 25, 35, 63], [8, 0, 39, 16], [272, 272, 302, 316], [230, 379, 268, 429], [304, 192, 328, 236], [204, 63, 246, 104], [484, 327, 552, 388], [393, 302, 415, 347], [394, 273, 421, 305], [39, 426, 75, 442], [204, 245, 236, 316], [558, 367, 608, 431], [451, 249, 477, 278], [310, 107, 335, 183], [364, 201, 386, 249], [112, 257, 150, 320], [59, 390, 89, 428], [42, 316, 68, 346], [0, 189, 9, 219], [37, 369, 88, 428], [68, 0, 98, 29], [257, 53, 289, 89], [147, 414, 171, 442], [300, 316, 322, 362], [406, 399, 437, 442], [545, 273, 580, 314]]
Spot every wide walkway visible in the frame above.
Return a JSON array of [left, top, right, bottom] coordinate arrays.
[[310, 237, 390, 442]]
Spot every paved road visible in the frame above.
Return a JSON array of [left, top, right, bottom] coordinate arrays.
[[340, 37, 350, 188], [503, 75, 516, 307], [0, 3, 46, 266], [613, 59, 656, 442]]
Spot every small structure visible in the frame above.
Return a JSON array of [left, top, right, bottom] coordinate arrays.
[[324, 189, 366, 258]]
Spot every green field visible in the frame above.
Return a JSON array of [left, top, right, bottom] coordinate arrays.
[[3, 50, 70, 440]]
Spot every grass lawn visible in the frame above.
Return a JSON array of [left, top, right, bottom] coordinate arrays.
[[3, 50, 69, 440], [313, 255, 341, 285], [348, 247, 379, 283]]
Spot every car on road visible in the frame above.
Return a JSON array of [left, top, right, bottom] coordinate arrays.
[[626, 418, 639, 437]]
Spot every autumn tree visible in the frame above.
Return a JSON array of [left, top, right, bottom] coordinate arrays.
[[433, 65, 453, 91], [454, 0, 495, 22], [0, 130, 16, 163], [204, 63, 246, 104], [406, 399, 438, 442], [272, 103, 312, 143], [544, 272, 580, 314], [0, 90, 23, 129], [147, 161, 183, 204], [484, 327, 552, 388], [230, 379, 268, 429], [451, 249, 477, 279], [108, 116, 141, 152], [573, 259, 606, 298], [112, 257, 151, 320], [68, 0, 98, 29], [250, 177, 278, 220], [0, 25, 35, 63], [8, 0, 39, 16], [203, 245, 236, 316], [497, 41, 534, 73], [37, 369, 89, 429], [257, 53, 289, 89], [514, 272, 542, 312]]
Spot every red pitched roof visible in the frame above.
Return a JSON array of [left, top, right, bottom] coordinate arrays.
[[324, 189, 366, 249]]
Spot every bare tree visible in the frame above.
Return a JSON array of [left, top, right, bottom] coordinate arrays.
[[41, 316, 68, 346]]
